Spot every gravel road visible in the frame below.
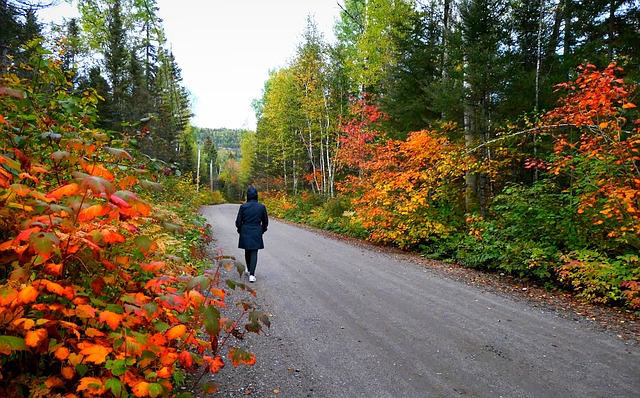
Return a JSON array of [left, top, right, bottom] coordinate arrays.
[[196, 204, 640, 398]]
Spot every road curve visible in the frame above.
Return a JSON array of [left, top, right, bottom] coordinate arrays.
[[200, 204, 639, 398]]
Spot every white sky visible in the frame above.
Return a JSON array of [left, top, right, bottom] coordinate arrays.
[[39, 0, 342, 130]]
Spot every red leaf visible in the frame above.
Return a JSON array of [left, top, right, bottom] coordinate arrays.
[[91, 277, 106, 295], [178, 351, 194, 369], [109, 194, 131, 208], [0, 86, 24, 98]]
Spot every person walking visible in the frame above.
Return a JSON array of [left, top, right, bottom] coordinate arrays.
[[235, 185, 268, 282]]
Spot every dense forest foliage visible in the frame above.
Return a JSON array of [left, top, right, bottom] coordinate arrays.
[[250, 0, 640, 309]]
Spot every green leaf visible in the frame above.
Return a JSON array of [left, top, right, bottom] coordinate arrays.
[[73, 171, 115, 196], [105, 378, 123, 396], [134, 235, 154, 252], [143, 303, 159, 317], [153, 321, 170, 332], [162, 221, 184, 234], [235, 261, 245, 276], [148, 382, 164, 398], [202, 305, 221, 336], [0, 336, 27, 353], [141, 179, 164, 192], [76, 363, 89, 376], [104, 146, 134, 161], [51, 150, 71, 162], [106, 359, 128, 376], [187, 275, 210, 291]]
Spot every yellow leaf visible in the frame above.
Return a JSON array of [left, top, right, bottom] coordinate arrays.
[[12, 318, 35, 330], [165, 324, 187, 340]]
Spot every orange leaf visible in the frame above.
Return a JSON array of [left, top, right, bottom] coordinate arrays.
[[17, 285, 38, 304], [99, 310, 123, 330], [43, 280, 66, 296], [622, 102, 636, 109], [78, 204, 110, 222], [157, 366, 172, 379], [12, 317, 35, 330], [46, 183, 80, 200], [77, 377, 105, 393], [204, 355, 225, 373], [25, 328, 47, 347], [165, 324, 187, 340], [54, 346, 70, 360], [86, 327, 105, 337], [118, 175, 139, 190], [132, 381, 150, 397], [61, 366, 75, 379], [75, 304, 97, 319], [44, 262, 63, 276], [45, 376, 64, 388], [78, 342, 112, 364], [101, 229, 125, 244], [160, 351, 178, 366], [228, 348, 256, 367], [82, 163, 114, 181], [0, 288, 17, 306]]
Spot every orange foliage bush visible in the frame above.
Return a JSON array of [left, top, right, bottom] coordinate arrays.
[[0, 49, 267, 397], [340, 127, 467, 248]]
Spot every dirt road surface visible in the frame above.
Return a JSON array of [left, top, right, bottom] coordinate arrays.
[[197, 204, 639, 398]]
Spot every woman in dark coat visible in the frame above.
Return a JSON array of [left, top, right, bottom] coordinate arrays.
[[235, 185, 268, 282]]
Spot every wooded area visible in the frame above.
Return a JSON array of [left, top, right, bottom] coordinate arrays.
[[250, 0, 640, 310]]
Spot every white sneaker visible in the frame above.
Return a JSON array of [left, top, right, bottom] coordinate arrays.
[[249, 275, 256, 283]]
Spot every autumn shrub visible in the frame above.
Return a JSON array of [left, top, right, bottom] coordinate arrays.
[[0, 48, 266, 397], [559, 250, 640, 306], [340, 129, 467, 249]]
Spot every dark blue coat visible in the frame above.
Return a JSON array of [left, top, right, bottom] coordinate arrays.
[[235, 187, 268, 250]]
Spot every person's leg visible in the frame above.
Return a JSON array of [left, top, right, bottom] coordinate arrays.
[[246, 249, 258, 276]]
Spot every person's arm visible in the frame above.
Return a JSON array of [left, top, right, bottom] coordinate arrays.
[[261, 206, 268, 233], [235, 207, 243, 233]]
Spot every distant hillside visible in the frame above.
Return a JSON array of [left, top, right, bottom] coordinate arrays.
[[192, 127, 243, 152]]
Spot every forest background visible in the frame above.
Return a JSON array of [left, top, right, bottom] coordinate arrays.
[[0, 0, 639, 397]]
